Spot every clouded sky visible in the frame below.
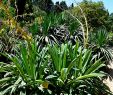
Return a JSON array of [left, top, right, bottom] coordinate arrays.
[[52, 0, 113, 13]]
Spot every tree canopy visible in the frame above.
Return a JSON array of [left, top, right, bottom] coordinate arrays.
[[70, 0, 109, 31]]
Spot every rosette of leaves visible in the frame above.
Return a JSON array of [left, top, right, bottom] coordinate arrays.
[[89, 28, 113, 62], [0, 40, 49, 95], [45, 42, 111, 94]]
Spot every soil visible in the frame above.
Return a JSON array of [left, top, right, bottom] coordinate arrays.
[[103, 61, 113, 92]]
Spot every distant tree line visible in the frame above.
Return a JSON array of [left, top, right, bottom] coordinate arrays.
[[9, 0, 113, 32], [69, 0, 113, 32], [33, 0, 73, 13], [12, 0, 72, 15]]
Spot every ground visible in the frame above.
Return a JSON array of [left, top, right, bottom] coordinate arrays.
[[104, 61, 113, 92]]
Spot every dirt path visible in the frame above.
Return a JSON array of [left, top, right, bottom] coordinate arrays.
[[104, 61, 113, 92]]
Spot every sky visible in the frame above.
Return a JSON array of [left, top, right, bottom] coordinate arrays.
[[52, 0, 113, 13]]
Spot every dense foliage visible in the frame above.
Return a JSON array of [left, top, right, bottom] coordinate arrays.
[[0, 0, 113, 95]]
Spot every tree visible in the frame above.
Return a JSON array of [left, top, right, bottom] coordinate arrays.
[[54, 1, 62, 13], [16, 0, 26, 15], [9, 0, 34, 21], [70, 0, 109, 31], [60, 1, 68, 10], [54, 1, 68, 14], [10, 0, 34, 15], [35, 0, 54, 14], [107, 13, 113, 32]]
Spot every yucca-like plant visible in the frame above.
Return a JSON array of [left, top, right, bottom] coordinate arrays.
[[30, 13, 82, 46], [47, 42, 110, 94], [0, 40, 49, 95], [29, 13, 68, 47], [29, 13, 66, 35], [89, 28, 113, 62]]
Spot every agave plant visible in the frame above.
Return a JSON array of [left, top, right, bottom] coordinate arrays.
[[0, 40, 49, 95], [46, 42, 111, 94]]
